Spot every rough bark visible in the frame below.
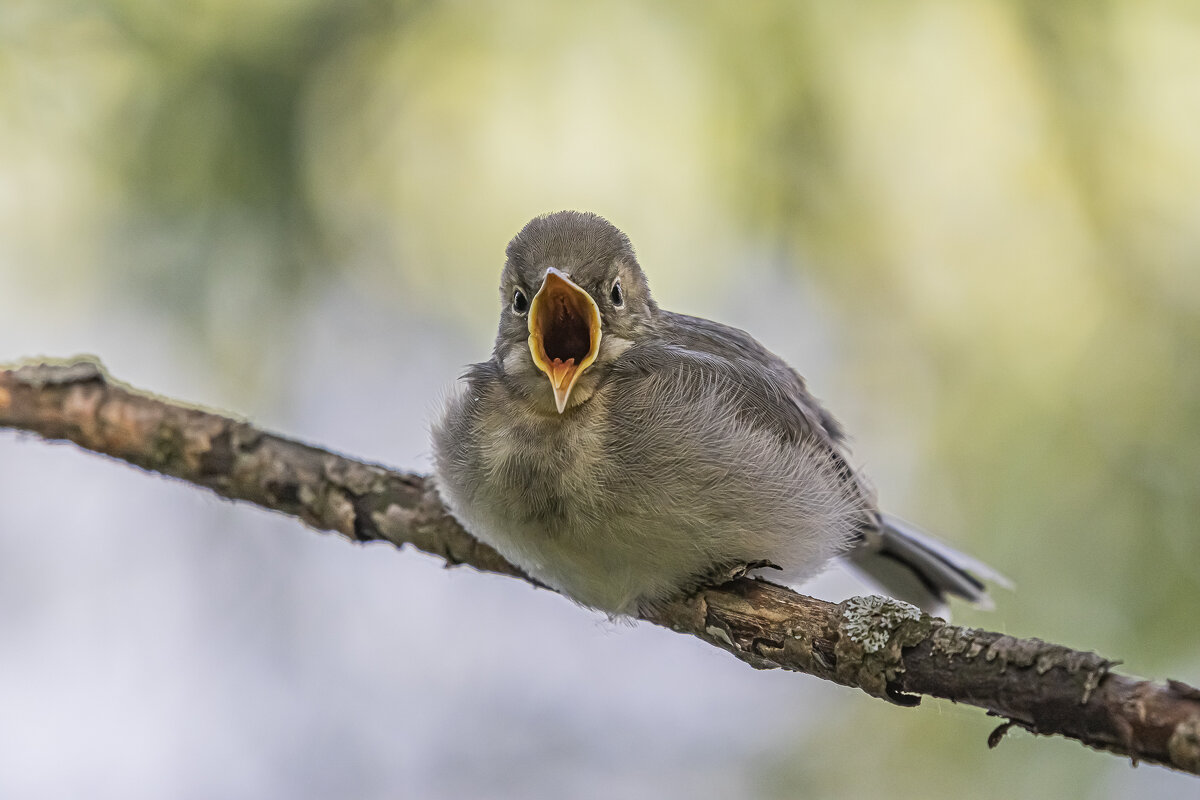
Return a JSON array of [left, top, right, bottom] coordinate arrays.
[[2, 358, 1198, 776]]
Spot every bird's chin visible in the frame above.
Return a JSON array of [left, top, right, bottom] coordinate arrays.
[[552, 368, 601, 413], [528, 370, 600, 415], [499, 346, 603, 415]]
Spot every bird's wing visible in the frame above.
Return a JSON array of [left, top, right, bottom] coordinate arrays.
[[607, 311, 882, 533], [432, 358, 517, 484], [613, 311, 850, 452]]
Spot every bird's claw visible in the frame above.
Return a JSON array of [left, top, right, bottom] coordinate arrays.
[[707, 559, 783, 585]]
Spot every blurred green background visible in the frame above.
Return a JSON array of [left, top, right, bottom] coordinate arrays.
[[2, 0, 1199, 797]]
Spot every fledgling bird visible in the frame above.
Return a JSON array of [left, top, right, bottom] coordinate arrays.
[[433, 211, 1005, 617]]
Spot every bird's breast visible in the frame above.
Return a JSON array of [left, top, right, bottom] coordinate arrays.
[[477, 393, 612, 531]]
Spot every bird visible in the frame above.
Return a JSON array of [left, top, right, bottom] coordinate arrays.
[[432, 211, 1006, 618]]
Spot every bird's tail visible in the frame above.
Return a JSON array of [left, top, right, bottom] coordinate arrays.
[[845, 514, 1011, 619]]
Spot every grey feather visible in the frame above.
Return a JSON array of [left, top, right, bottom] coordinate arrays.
[[847, 515, 1012, 618], [432, 211, 1005, 617]]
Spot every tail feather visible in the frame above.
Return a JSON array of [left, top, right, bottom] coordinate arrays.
[[846, 515, 1010, 618]]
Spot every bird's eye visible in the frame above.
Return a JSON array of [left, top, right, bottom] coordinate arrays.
[[610, 280, 624, 308], [511, 288, 529, 315]]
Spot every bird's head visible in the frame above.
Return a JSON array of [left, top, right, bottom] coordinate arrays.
[[494, 211, 657, 414]]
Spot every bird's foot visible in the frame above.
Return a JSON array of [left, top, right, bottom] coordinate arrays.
[[706, 559, 783, 586]]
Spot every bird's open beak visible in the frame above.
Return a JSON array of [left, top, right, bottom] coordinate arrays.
[[528, 267, 603, 413]]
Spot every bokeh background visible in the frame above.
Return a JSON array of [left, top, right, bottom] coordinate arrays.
[[2, 1, 1199, 797]]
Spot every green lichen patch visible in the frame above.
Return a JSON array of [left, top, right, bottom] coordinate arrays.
[[840, 596, 921, 653], [834, 595, 932, 701]]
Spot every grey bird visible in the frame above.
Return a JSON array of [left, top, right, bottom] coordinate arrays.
[[433, 211, 1006, 617]]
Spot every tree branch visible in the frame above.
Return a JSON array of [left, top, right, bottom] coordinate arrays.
[[2, 358, 1198, 776]]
